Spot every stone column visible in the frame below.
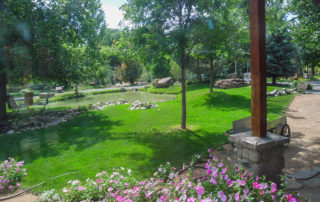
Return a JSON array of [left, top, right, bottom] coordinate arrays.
[[229, 131, 289, 184]]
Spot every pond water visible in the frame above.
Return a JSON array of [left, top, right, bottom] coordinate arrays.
[[47, 92, 176, 108]]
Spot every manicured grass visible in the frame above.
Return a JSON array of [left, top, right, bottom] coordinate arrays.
[[0, 84, 294, 193], [144, 84, 182, 94]]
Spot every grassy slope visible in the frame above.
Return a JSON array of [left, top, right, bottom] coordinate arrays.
[[0, 84, 294, 193]]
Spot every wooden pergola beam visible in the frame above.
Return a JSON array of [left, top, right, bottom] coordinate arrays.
[[249, 0, 267, 138]]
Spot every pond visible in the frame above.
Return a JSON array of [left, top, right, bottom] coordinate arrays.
[[47, 92, 177, 109]]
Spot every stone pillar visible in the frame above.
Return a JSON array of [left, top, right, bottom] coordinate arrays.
[[229, 131, 289, 184]]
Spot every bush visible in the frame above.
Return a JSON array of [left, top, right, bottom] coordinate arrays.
[[307, 83, 313, 90], [41, 153, 303, 201], [89, 89, 121, 95], [291, 80, 298, 89], [50, 92, 86, 102], [0, 158, 27, 193]]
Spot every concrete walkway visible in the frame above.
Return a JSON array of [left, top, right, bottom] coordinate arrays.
[[284, 80, 320, 201]]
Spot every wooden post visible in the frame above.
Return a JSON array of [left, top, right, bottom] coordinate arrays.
[[249, 0, 267, 137]]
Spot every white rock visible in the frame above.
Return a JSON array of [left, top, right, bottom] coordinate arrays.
[[7, 130, 14, 134]]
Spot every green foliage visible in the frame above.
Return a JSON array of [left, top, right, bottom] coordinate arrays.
[[145, 84, 182, 94], [289, 0, 320, 51], [50, 92, 86, 102], [89, 89, 122, 95], [266, 29, 296, 83]]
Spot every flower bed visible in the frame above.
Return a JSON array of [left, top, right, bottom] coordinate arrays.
[[0, 158, 27, 193], [40, 153, 303, 202]]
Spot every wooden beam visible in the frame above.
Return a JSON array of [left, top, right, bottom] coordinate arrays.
[[249, 0, 267, 137]]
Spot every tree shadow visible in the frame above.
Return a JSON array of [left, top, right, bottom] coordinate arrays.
[[194, 91, 251, 112], [0, 112, 123, 164], [284, 132, 320, 174]]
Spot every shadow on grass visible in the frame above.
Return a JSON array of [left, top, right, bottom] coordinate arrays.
[[0, 110, 225, 181], [195, 91, 251, 112], [104, 128, 225, 177], [0, 112, 122, 163]]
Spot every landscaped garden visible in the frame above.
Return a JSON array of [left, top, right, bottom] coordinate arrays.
[[0, 84, 294, 194]]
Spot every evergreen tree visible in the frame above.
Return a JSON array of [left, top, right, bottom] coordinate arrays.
[[266, 29, 296, 84]]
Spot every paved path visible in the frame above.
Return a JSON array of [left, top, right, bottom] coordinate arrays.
[[284, 80, 320, 201]]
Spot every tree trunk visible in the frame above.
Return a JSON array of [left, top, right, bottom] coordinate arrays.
[[234, 60, 238, 74], [272, 77, 276, 85], [75, 84, 79, 97], [0, 72, 7, 121], [180, 52, 186, 129], [197, 60, 202, 83], [311, 65, 315, 77], [210, 59, 214, 93]]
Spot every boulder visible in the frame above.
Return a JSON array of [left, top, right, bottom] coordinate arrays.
[[156, 77, 174, 88], [296, 83, 308, 93], [130, 101, 157, 110], [215, 78, 250, 89]]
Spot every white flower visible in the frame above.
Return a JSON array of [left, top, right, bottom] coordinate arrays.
[[169, 173, 175, 179], [128, 169, 132, 174], [72, 180, 80, 185], [63, 188, 68, 193], [153, 172, 158, 176], [120, 167, 125, 170]]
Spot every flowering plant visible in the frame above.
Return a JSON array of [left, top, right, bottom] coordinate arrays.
[[44, 153, 303, 202], [0, 157, 27, 193]]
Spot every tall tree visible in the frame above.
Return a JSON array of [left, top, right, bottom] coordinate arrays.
[[289, 0, 320, 52], [266, 29, 296, 84], [123, 0, 210, 129]]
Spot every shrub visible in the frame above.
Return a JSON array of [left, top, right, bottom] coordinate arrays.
[[0, 158, 27, 193], [42, 153, 303, 201], [307, 83, 313, 90], [50, 92, 86, 102], [39, 189, 61, 202], [89, 89, 121, 95]]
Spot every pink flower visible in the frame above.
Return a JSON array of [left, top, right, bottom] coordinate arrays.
[[97, 179, 101, 184], [78, 186, 86, 191], [15, 169, 19, 172], [145, 193, 151, 198], [253, 182, 261, 189], [210, 178, 217, 184], [72, 180, 80, 185], [225, 133, 229, 136], [8, 185, 12, 190], [271, 182, 277, 193], [196, 186, 205, 196], [115, 195, 124, 202], [207, 169, 212, 175], [187, 197, 196, 202], [243, 188, 249, 196], [125, 200, 132, 202], [172, 167, 176, 170], [16, 183, 20, 187], [108, 187, 114, 192], [286, 194, 297, 202], [218, 163, 223, 168], [235, 192, 240, 202]]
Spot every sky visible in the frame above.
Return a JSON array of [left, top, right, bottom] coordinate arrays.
[[100, 0, 127, 29]]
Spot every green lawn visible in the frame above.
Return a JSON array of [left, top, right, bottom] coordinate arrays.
[[0, 84, 294, 193]]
